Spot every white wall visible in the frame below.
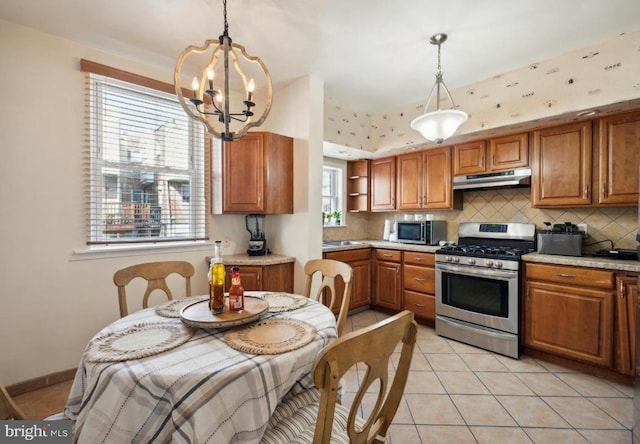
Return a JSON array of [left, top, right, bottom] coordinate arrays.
[[0, 20, 323, 385]]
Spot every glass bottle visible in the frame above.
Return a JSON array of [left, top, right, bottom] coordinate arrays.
[[209, 241, 225, 313], [228, 266, 245, 312]]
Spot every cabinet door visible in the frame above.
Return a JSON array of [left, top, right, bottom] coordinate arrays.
[[489, 133, 529, 171], [453, 140, 486, 175], [396, 152, 423, 210], [614, 274, 638, 376], [374, 261, 402, 310], [223, 133, 265, 212], [423, 146, 454, 209], [370, 157, 396, 211], [351, 260, 372, 309], [225, 266, 262, 291], [524, 281, 613, 367], [531, 121, 592, 207], [597, 111, 640, 205], [261, 262, 294, 293]]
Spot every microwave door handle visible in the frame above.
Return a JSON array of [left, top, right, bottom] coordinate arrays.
[[421, 223, 426, 242]]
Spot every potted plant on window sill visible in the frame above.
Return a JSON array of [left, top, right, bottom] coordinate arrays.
[[332, 211, 342, 226]]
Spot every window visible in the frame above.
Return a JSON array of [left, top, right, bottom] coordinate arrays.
[[85, 68, 206, 245], [322, 161, 345, 226]]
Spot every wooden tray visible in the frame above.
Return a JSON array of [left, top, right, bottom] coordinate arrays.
[[180, 297, 269, 329]]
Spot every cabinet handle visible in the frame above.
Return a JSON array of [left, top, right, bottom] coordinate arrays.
[[492, 153, 495, 167], [481, 156, 485, 169], [602, 184, 607, 199], [556, 273, 576, 278], [414, 257, 424, 261], [620, 280, 625, 298], [583, 186, 589, 200], [383, 254, 393, 258], [414, 277, 426, 282], [414, 303, 425, 308]]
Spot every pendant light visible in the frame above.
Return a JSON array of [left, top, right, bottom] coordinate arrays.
[[174, 0, 272, 141], [411, 33, 467, 144]]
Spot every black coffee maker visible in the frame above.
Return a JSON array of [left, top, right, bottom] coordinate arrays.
[[245, 214, 267, 256]]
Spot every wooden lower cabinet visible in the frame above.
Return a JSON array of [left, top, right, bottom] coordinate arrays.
[[323, 248, 372, 315], [402, 252, 436, 321], [373, 249, 402, 310], [224, 263, 294, 293], [524, 263, 615, 368], [613, 272, 639, 376]]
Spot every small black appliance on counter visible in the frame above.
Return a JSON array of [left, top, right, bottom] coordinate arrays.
[[245, 214, 267, 256], [537, 222, 585, 257]]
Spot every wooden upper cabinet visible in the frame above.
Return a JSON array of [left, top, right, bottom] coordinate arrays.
[[397, 147, 456, 210], [424, 146, 455, 209], [222, 132, 293, 214], [396, 152, 422, 210], [370, 157, 396, 211], [453, 140, 486, 175], [347, 159, 370, 212], [489, 133, 530, 171], [597, 110, 640, 205], [531, 121, 592, 207], [454, 133, 529, 176]]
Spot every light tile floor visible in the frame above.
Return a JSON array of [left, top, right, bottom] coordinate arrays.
[[342, 309, 633, 444], [12, 308, 634, 443]]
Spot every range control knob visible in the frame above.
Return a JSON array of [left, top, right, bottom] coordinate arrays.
[[486, 260, 494, 267], [452, 256, 460, 263], [468, 258, 476, 265], [495, 261, 503, 268], [445, 256, 453, 262]]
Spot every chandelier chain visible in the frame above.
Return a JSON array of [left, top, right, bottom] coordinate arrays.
[[222, 0, 229, 36]]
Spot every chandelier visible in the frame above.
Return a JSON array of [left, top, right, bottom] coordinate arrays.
[[411, 33, 467, 145], [174, 0, 272, 141]]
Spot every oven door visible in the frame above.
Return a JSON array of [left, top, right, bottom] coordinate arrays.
[[435, 262, 519, 334]]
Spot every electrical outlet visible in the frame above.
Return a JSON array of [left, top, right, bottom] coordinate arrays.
[[223, 236, 231, 248], [577, 223, 588, 235]]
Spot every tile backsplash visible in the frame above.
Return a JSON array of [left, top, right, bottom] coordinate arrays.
[[324, 188, 639, 251]]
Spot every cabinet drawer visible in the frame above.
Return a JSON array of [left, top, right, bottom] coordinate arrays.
[[526, 263, 614, 289], [325, 248, 371, 262], [404, 290, 435, 320], [375, 249, 402, 262], [403, 264, 435, 294], [404, 251, 435, 266]]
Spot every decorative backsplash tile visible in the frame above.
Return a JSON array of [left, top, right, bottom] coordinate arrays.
[[325, 188, 638, 251], [324, 30, 640, 153]]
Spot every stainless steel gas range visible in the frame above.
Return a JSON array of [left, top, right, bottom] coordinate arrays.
[[435, 222, 536, 359]]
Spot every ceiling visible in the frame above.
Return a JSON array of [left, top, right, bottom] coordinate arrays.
[[1, 0, 639, 113]]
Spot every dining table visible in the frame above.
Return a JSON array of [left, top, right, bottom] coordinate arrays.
[[64, 292, 338, 443]]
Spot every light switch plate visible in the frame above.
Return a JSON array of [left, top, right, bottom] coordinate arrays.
[[577, 223, 588, 234]]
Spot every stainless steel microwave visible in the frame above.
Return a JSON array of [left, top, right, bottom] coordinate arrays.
[[396, 220, 447, 245]]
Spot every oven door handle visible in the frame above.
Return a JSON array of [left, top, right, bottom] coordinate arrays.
[[436, 263, 517, 280]]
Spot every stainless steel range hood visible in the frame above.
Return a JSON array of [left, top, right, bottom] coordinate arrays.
[[453, 167, 532, 190]]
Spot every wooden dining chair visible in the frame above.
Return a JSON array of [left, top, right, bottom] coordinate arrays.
[[261, 310, 418, 444], [113, 260, 195, 317], [1, 384, 26, 420], [303, 259, 353, 336]]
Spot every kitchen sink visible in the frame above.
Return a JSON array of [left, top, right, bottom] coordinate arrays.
[[322, 240, 365, 247]]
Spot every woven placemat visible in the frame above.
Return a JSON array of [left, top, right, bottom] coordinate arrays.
[[224, 318, 317, 355], [84, 322, 194, 363], [263, 293, 309, 313], [156, 296, 209, 318]]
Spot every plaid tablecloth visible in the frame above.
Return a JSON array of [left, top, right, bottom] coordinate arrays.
[[64, 296, 337, 443]]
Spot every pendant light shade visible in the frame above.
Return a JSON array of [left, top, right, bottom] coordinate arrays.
[[411, 109, 468, 145], [411, 33, 467, 144]]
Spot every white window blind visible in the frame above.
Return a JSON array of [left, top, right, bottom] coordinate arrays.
[[84, 64, 207, 245]]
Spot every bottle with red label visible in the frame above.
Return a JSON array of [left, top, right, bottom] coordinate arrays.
[[228, 266, 245, 312]]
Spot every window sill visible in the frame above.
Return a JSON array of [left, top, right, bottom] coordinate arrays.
[[70, 240, 215, 261], [323, 225, 346, 228]]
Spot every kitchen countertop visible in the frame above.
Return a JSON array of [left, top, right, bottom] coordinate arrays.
[[322, 239, 440, 253], [522, 252, 640, 272], [322, 240, 640, 272], [205, 253, 296, 266]]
